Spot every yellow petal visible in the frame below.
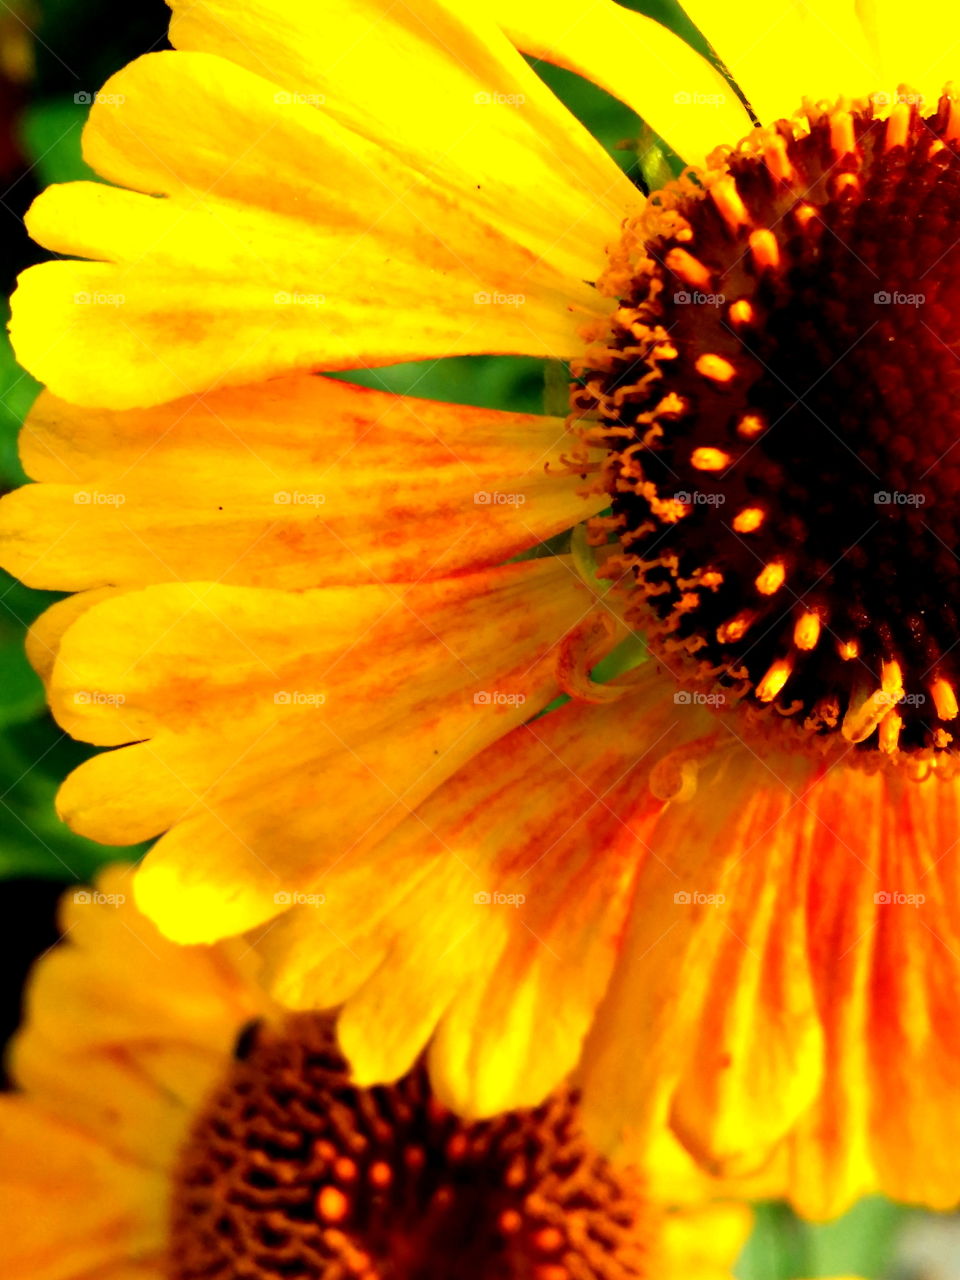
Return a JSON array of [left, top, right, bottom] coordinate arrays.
[[167, 0, 637, 280], [1, 376, 600, 591], [682, 1, 880, 122], [856, 0, 960, 106], [12, 48, 605, 408], [495, 0, 753, 164]]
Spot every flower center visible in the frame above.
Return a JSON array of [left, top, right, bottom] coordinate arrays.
[[576, 91, 960, 771], [167, 1013, 650, 1279]]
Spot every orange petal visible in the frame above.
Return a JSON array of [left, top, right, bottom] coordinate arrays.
[[48, 561, 608, 941], [789, 767, 960, 1217], [583, 742, 960, 1219], [580, 747, 823, 1177], [257, 668, 713, 1115], [0, 1099, 166, 1280]]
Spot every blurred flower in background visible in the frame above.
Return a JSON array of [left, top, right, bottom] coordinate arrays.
[[0, 869, 754, 1280]]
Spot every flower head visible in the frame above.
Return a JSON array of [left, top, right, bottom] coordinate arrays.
[[0, 870, 752, 1280]]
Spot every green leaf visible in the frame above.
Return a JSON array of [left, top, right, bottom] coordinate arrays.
[[18, 97, 96, 188], [737, 1198, 909, 1280], [0, 717, 145, 881]]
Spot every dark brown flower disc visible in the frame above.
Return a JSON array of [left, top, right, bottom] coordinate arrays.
[[168, 1013, 651, 1279], [575, 90, 960, 771]]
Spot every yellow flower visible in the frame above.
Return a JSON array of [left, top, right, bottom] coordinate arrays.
[[3, 0, 960, 1222], [0, 868, 753, 1280]]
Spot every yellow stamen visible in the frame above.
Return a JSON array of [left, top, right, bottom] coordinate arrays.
[[665, 247, 713, 289], [830, 111, 856, 159], [763, 134, 796, 182], [732, 506, 764, 533], [793, 203, 818, 231], [794, 611, 821, 650], [881, 659, 904, 700], [728, 299, 754, 328], [834, 172, 860, 197], [931, 676, 959, 720], [756, 561, 786, 595], [879, 707, 903, 754], [756, 657, 792, 702], [691, 446, 730, 471], [695, 353, 736, 383], [842, 687, 893, 744], [717, 611, 755, 643], [885, 103, 911, 152], [711, 176, 751, 232], [748, 228, 780, 271], [736, 413, 765, 438]]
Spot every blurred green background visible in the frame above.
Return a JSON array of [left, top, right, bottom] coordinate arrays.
[[0, 1, 951, 1276]]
